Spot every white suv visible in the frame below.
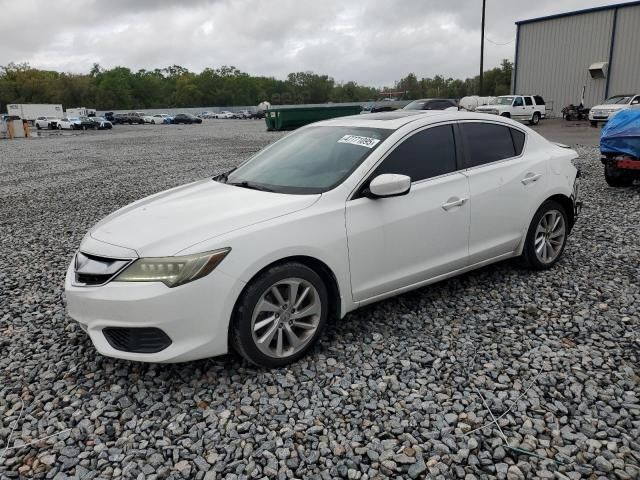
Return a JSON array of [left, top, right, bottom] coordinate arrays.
[[589, 94, 640, 126], [476, 95, 546, 125]]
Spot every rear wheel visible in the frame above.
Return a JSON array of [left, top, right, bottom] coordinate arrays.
[[518, 200, 568, 270], [231, 263, 328, 368], [500, 112, 511, 118], [604, 164, 634, 187], [529, 112, 540, 125]]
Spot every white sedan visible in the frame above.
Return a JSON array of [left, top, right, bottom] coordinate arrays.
[[147, 114, 171, 124], [65, 111, 581, 367], [35, 116, 60, 129], [215, 111, 235, 119], [57, 117, 81, 130]]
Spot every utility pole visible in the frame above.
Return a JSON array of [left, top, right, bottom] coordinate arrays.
[[479, 0, 486, 95]]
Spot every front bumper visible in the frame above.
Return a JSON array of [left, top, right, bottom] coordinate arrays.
[[572, 170, 583, 222], [589, 111, 611, 121], [65, 261, 246, 362]]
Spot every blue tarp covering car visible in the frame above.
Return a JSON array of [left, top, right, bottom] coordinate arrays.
[[600, 108, 640, 158], [600, 108, 640, 187]]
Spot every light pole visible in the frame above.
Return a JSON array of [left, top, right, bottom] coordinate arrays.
[[479, 0, 486, 95]]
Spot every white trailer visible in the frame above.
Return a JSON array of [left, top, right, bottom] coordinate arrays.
[[6, 104, 64, 122], [66, 107, 96, 118]]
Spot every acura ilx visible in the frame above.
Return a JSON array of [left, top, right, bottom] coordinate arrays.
[[65, 111, 580, 367]]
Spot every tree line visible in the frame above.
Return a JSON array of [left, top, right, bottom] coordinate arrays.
[[0, 60, 513, 111]]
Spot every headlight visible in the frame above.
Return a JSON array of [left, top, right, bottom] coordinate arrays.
[[113, 248, 230, 287]]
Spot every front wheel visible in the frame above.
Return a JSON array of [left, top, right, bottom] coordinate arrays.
[[231, 263, 329, 368], [518, 200, 568, 270], [529, 112, 540, 125], [590, 121, 598, 127]]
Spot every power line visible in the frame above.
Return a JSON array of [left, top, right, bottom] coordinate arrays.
[[485, 36, 516, 46]]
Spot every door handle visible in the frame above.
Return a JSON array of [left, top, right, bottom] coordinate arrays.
[[521, 173, 542, 185], [441, 197, 468, 211]]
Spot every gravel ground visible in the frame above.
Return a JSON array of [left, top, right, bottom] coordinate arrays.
[[0, 121, 639, 480]]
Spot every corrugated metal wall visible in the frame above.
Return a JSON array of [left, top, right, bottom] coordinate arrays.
[[608, 5, 640, 95], [514, 10, 614, 113]]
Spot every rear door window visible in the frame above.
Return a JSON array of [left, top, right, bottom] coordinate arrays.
[[460, 122, 517, 167], [524, 97, 533, 106]]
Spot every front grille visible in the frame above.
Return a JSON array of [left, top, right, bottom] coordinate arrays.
[[76, 272, 113, 285], [74, 252, 132, 286], [103, 327, 172, 353]]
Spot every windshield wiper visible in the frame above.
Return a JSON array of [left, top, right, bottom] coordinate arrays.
[[227, 181, 275, 193], [213, 168, 236, 183]]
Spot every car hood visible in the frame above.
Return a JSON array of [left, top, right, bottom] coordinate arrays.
[[88, 179, 320, 257], [476, 105, 506, 111], [592, 104, 628, 111]]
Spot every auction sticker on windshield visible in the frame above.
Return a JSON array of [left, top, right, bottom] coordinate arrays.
[[338, 135, 381, 148]]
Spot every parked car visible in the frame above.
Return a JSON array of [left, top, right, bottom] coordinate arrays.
[[402, 98, 458, 111], [112, 113, 143, 125], [65, 110, 580, 367], [199, 111, 216, 119], [35, 116, 60, 129], [361, 104, 397, 114], [589, 94, 640, 127], [90, 117, 113, 130], [172, 113, 202, 124], [236, 110, 253, 119], [104, 112, 115, 122], [600, 108, 640, 187], [215, 111, 235, 119], [142, 115, 155, 124], [476, 95, 546, 125], [148, 114, 171, 124], [128, 112, 146, 124], [58, 117, 95, 130]]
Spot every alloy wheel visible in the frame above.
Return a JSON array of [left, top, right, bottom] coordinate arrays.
[[534, 209, 565, 264], [251, 278, 321, 358]]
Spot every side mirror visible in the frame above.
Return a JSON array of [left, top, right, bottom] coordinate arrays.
[[366, 174, 411, 199]]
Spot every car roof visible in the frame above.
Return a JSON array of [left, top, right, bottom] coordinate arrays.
[[314, 110, 518, 130]]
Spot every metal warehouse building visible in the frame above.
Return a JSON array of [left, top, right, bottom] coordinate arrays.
[[512, 1, 640, 114]]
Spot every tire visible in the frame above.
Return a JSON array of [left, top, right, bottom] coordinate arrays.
[[604, 164, 634, 187], [500, 112, 511, 118], [518, 200, 568, 270], [590, 121, 598, 127], [529, 112, 540, 125], [230, 262, 329, 368], [58, 125, 62, 130], [36, 124, 42, 130]]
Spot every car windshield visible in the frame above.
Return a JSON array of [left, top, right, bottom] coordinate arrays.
[[496, 96, 515, 105], [221, 126, 392, 194], [604, 95, 632, 104], [403, 100, 427, 110]]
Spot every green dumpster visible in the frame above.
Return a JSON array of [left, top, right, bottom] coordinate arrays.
[[264, 105, 362, 131]]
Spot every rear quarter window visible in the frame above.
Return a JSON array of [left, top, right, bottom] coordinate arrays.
[[534, 95, 545, 105], [510, 129, 526, 155]]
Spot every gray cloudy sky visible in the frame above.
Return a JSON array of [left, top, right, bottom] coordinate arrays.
[[0, 0, 626, 86]]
